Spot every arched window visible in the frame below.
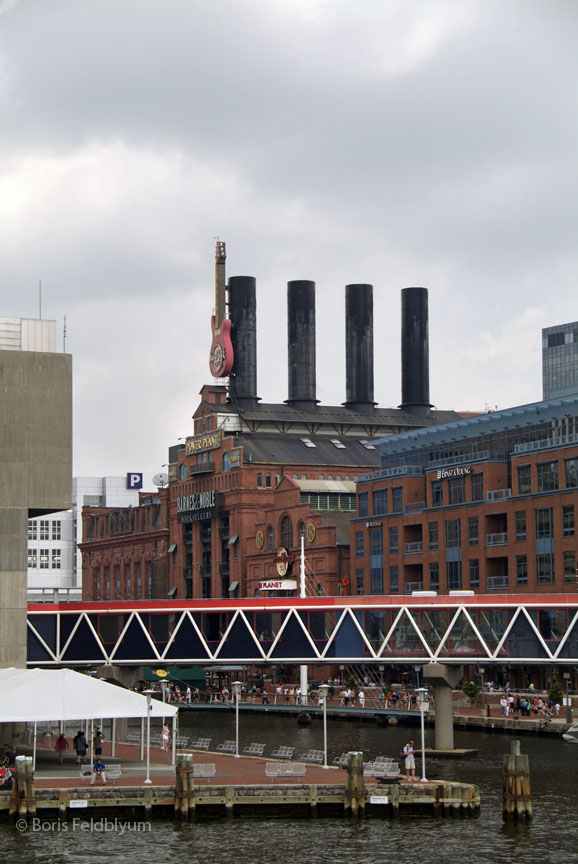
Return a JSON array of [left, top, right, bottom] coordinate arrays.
[[257, 473, 263, 487], [281, 515, 293, 549], [179, 463, 187, 481], [267, 526, 274, 551]]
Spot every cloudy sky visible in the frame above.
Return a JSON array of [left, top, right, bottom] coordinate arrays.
[[1, 0, 576, 487]]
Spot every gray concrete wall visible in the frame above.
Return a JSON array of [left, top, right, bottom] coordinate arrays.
[[0, 350, 72, 668]]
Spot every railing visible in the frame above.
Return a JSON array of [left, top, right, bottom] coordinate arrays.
[[404, 582, 424, 594], [403, 541, 423, 554], [487, 576, 509, 589], [189, 462, 215, 475], [200, 565, 212, 578], [486, 532, 508, 546], [487, 489, 512, 501], [356, 465, 423, 483], [514, 433, 578, 455]]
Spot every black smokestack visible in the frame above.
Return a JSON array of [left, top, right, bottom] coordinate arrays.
[[400, 286, 431, 414], [344, 284, 375, 411], [286, 280, 317, 409], [228, 275, 259, 407]]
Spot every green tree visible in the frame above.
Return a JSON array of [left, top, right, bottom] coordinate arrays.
[[462, 680, 480, 705], [548, 680, 563, 703]]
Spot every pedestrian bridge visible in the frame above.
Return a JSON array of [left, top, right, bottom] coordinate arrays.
[[26, 594, 578, 667]]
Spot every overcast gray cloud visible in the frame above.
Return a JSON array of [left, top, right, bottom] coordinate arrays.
[[1, 0, 577, 486]]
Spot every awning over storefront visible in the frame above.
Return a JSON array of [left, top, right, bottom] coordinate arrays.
[[140, 665, 206, 683]]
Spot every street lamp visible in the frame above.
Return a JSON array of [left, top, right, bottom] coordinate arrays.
[[319, 684, 330, 769], [415, 687, 428, 783], [232, 680, 242, 758], [143, 689, 156, 785], [563, 672, 573, 724]]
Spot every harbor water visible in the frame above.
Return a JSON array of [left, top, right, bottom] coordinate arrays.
[[2, 710, 577, 863]]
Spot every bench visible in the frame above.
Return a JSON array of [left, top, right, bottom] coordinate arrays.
[[299, 749, 324, 764], [265, 762, 307, 782], [332, 752, 349, 768], [216, 740, 237, 754], [270, 746, 295, 760], [243, 743, 265, 757], [192, 763, 216, 783], [80, 764, 122, 784], [190, 737, 211, 751]]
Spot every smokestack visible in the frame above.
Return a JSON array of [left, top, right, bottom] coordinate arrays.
[[400, 287, 431, 415], [286, 280, 318, 409], [344, 283, 375, 412], [228, 275, 259, 407]]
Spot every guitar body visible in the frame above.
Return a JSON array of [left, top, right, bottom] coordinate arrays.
[[209, 315, 234, 377]]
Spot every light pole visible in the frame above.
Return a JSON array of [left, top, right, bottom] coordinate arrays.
[[232, 680, 242, 758], [478, 667, 485, 714], [563, 672, 573, 724], [415, 687, 428, 783], [143, 689, 155, 785], [319, 684, 330, 769]]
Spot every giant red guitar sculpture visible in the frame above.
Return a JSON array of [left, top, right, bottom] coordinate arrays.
[[209, 240, 234, 377]]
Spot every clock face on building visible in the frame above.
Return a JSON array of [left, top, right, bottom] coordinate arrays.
[[256, 530, 264, 549], [306, 523, 316, 543]]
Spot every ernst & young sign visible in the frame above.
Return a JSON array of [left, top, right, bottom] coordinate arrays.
[[436, 467, 471, 480]]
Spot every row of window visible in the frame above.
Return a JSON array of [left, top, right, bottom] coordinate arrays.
[[355, 506, 575, 556], [257, 472, 352, 488], [518, 458, 578, 494], [354, 551, 577, 595], [28, 520, 62, 541], [27, 549, 61, 569], [92, 563, 152, 601]]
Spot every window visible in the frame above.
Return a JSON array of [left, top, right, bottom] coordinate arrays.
[[147, 563, 153, 598], [359, 493, 369, 518], [281, 516, 293, 549], [94, 570, 101, 601], [471, 473, 483, 502], [39, 549, 50, 569], [564, 551, 576, 583], [445, 519, 461, 548], [51, 549, 61, 570], [27, 549, 37, 569], [256, 473, 263, 488], [115, 565, 121, 599], [104, 566, 111, 600], [267, 526, 274, 551], [537, 461, 558, 492], [135, 563, 141, 598], [535, 508, 553, 539], [516, 555, 528, 585], [179, 463, 187, 480], [563, 505, 575, 537], [469, 559, 480, 589], [370, 529, 383, 594], [265, 474, 272, 488], [28, 521, 37, 540], [432, 480, 443, 507], [468, 517, 478, 545], [565, 458, 578, 488], [448, 477, 465, 505], [372, 489, 388, 515], [446, 560, 462, 591], [330, 438, 346, 449], [355, 531, 364, 557], [125, 564, 131, 599], [39, 521, 50, 541], [389, 526, 398, 553], [429, 522, 438, 549], [392, 487, 403, 513], [299, 521, 306, 541], [301, 437, 316, 448], [390, 565, 399, 594], [356, 568, 365, 595], [536, 553, 554, 584], [429, 562, 440, 590], [50, 521, 61, 541], [515, 511, 526, 541], [518, 465, 531, 495]]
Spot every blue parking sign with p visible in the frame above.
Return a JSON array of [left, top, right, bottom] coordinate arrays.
[[127, 472, 143, 489]]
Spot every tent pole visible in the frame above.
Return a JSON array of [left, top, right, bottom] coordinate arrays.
[[33, 722, 37, 771], [140, 717, 144, 761], [112, 718, 116, 758], [90, 718, 94, 766]]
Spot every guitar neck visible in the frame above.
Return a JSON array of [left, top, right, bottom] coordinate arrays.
[[215, 240, 227, 324]]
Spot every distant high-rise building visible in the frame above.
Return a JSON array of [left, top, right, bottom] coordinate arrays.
[[543, 321, 578, 400]]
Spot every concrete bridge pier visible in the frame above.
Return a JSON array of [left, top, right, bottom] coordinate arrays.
[[423, 663, 463, 751]]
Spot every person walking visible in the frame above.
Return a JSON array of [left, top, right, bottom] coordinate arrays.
[[73, 730, 88, 764], [162, 723, 170, 751], [403, 740, 416, 781], [55, 733, 68, 764], [93, 727, 104, 757]]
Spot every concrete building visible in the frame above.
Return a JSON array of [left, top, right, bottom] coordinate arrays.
[[543, 321, 578, 400], [0, 317, 72, 667], [27, 476, 143, 602], [353, 396, 578, 596]]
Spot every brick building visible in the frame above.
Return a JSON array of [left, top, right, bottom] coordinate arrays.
[[352, 396, 578, 596]]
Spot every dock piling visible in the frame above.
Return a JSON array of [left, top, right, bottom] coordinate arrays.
[[503, 739, 532, 820]]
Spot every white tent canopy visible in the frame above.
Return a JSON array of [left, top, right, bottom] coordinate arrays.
[[0, 667, 178, 723]]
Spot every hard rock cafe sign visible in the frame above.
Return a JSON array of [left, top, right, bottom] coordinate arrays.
[[273, 547, 293, 577]]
